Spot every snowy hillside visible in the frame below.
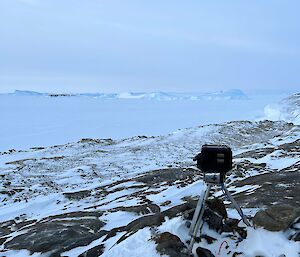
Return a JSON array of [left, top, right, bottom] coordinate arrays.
[[0, 93, 299, 257], [0, 125, 299, 255]]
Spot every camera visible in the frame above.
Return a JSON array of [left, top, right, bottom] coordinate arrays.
[[193, 145, 232, 174]]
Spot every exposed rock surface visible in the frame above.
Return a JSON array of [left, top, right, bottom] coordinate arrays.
[[253, 204, 300, 231], [0, 118, 299, 256], [78, 244, 104, 257], [196, 247, 216, 257], [154, 232, 188, 257], [4, 212, 105, 256]]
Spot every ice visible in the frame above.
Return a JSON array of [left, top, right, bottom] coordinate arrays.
[[262, 93, 300, 125], [0, 91, 285, 152]]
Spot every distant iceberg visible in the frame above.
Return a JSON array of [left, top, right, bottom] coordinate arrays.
[[2, 89, 249, 101], [10, 90, 46, 96]]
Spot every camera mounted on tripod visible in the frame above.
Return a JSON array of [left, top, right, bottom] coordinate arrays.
[[193, 145, 232, 184], [188, 145, 250, 254]]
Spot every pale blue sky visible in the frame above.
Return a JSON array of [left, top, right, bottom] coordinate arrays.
[[0, 0, 299, 93]]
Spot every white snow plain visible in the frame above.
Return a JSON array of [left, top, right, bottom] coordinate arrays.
[[0, 91, 289, 151]]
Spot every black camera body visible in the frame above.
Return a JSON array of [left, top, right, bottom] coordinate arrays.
[[194, 145, 232, 174]]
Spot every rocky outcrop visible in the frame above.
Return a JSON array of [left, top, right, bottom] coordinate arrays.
[[78, 244, 104, 257], [196, 247, 216, 257], [154, 232, 188, 257], [112, 203, 161, 215], [253, 204, 300, 231], [4, 212, 105, 256]]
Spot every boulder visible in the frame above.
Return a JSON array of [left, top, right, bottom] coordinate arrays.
[[78, 244, 104, 257], [196, 247, 215, 257], [154, 232, 188, 257], [206, 198, 227, 219], [203, 208, 224, 233], [253, 204, 300, 231]]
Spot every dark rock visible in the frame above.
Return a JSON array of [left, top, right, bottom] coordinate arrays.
[[288, 217, 300, 241], [63, 190, 91, 200], [291, 231, 300, 241], [203, 208, 223, 233], [163, 202, 191, 219], [196, 247, 215, 257], [124, 213, 165, 232], [232, 252, 243, 257], [4, 212, 106, 256], [235, 227, 247, 239], [224, 218, 239, 228], [161, 200, 172, 206], [136, 168, 199, 185], [233, 166, 300, 208], [253, 204, 300, 231], [222, 218, 240, 232], [0, 220, 16, 237], [43, 211, 103, 221], [78, 244, 104, 257], [206, 198, 227, 219], [154, 232, 188, 257], [114, 204, 160, 215], [201, 234, 216, 244], [0, 236, 8, 245]]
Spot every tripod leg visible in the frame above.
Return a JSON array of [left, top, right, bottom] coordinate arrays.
[[187, 184, 212, 254], [221, 184, 251, 227]]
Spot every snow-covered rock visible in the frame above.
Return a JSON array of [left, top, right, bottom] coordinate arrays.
[[0, 93, 299, 257], [0, 118, 299, 256]]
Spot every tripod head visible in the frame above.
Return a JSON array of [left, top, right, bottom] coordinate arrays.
[[194, 145, 232, 183]]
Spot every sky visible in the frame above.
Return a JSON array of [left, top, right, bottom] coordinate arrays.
[[0, 0, 300, 93]]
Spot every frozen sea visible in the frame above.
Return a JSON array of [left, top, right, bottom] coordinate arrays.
[[0, 92, 290, 151]]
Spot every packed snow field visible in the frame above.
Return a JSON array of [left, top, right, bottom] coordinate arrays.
[[0, 92, 299, 256]]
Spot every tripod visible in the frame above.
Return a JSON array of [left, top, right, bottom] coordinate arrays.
[[187, 173, 251, 255]]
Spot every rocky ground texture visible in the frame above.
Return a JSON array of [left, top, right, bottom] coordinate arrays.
[[0, 118, 299, 256]]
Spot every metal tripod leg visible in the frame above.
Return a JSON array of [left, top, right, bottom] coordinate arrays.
[[221, 184, 251, 226], [187, 184, 212, 254]]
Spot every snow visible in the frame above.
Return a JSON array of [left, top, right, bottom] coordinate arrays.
[[238, 228, 299, 257], [3, 250, 42, 257], [102, 211, 139, 230], [263, 93, 300, 125], [0, 193, 66, 222], [0, 91, 299, 257], [101, 228, 162, 257], [0, 91, 286, 152], [6, 89, 248, 101], [249, 150, 299, 170], [148, 180, 205, 207], [264, 104, 283, 120]]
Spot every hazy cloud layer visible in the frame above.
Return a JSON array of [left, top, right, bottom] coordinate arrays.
[[0, 0, 300, 93]]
